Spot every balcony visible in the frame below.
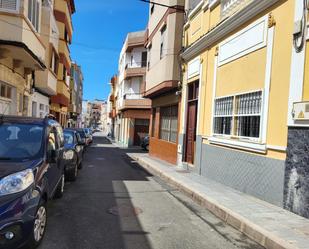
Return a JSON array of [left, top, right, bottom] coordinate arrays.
[[118, 93, 151, 111], [124, 62, 146, 80], [221, 0, 253, 20], [68, 103, 77, 113], [51, 94, 69, 107], [35, 69, 57, 96], [0, 0, 46, 70], [109, 109, 116, 118]]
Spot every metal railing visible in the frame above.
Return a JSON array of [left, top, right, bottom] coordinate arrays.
[[123, 93, 143, 100]]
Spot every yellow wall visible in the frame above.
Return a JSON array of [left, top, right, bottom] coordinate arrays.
[[182, 0, 295, 161]]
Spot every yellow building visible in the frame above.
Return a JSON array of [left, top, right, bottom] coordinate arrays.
[[50, 0, 75, 127], [180, 0, 309, 218]]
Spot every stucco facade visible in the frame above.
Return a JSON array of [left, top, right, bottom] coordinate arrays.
[[180, 0, 309, 218]]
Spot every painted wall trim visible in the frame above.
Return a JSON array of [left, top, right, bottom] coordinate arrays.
[[261, 25, 275, 143], [187, 56, 201, 79], [287, 0, 307, 127], [181, 0, 280, 62], [210, 56, 219, 135], [207, 136, 267, 153], [196, 59, 203, 135], [267, 145, 286, 152], [218, 15, 268, 66]]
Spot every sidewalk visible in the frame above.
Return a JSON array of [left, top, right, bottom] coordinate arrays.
[[127, 153, 309, 249]]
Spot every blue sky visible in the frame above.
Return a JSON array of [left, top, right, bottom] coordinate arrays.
[[70, 0, 149, 101]]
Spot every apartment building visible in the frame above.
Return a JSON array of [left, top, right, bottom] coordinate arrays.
[[0, 0, 48, 117], [115, 31, 151, 147], [50, 0, 75, 127], [145, 0, 185, 164], [82, 100, 91, 128], [107, 75, 117, 138], [180, 0, 309, 218], [68, 62, 83, 128]]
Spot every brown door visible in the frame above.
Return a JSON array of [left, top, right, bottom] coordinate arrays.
[[186, 102, 197, 164], [185, 81, 199, 164], [134, 119, 149, 146]]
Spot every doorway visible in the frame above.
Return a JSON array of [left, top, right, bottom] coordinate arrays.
[[134, 119, 150, 146], [185, 81, 199, 164]]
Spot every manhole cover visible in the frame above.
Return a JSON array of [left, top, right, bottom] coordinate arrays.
[[108, 205, 143, 217]]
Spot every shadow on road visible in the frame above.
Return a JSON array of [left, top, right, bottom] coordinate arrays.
[[40, 135, 153, 249]]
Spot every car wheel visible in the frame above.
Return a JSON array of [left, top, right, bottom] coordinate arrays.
[[67, 164, 78, 182], [54, 174, 65, 199], [26, 200, 47, 249], [146, 145, 149, 151]]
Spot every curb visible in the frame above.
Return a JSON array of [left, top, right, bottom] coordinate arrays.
[[129, 154, 299, 249]]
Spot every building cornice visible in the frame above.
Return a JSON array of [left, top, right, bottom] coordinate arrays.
[[181, 0, 279, 62]]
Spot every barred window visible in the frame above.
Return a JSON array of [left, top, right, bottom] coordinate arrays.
[[160, 105, 178, 143], [213, 91, 262, 140]]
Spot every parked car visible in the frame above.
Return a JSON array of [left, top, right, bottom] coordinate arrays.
[[83, 128, 93, 144], [63, 129, 84, 180], [75, 129, 90, 147], [141, 135, 149, 151], [0, 116, 66, 249]]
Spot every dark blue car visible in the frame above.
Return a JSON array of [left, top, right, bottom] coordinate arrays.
[[0, 116, 66, 249], [63, 129, 84, 181]]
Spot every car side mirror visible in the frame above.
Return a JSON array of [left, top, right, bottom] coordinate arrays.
[[47, 149, 57, 163]]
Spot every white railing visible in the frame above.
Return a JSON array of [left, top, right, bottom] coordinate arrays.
[[0, 0, 19, 12]]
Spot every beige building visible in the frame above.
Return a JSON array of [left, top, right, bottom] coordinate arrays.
[[145, 0, 185, 164], [114, 31, 151, 147], [0, 0, 48, 117]]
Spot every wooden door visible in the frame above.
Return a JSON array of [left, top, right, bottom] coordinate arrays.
[[186, 102, 197, 164], [185, 80, 199, 164]]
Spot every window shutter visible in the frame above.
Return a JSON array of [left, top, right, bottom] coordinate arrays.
[[0, 0, 18, 11]]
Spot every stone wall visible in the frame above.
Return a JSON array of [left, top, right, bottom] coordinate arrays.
[[284, 128, 309, 218]]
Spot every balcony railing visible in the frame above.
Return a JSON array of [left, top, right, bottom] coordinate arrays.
[[123, 93, 143, 100], [221, 0, 253, 20], [125, 61, 147, 69]]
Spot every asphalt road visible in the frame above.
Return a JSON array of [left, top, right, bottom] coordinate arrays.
[[38, 133, 264, 249]]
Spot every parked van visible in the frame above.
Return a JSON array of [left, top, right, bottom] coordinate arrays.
[[0, 116, 66, 249]]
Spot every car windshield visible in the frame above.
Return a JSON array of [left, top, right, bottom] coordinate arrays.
[[0, 124, 44, 161], [77, 130, 86, 138], [64, 132, 74, 145]]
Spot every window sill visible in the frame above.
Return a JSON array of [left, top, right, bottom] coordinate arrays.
[[207, 136, 267, 154]]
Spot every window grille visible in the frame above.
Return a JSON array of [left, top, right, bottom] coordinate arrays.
[[160, 105, 178, 143], [213, 91, 262, 139], [0, 0, 18, 11]]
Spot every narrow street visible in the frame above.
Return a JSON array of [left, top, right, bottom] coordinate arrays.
[[39, 133, 263, 249]]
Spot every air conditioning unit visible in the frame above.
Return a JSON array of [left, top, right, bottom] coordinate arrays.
[[293, 101, 309, 120]]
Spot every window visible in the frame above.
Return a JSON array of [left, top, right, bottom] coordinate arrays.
[[147, 44, 152, 69], [23, 96, 29, 115], [160, 105, 178, 143], [32, 101, 37, 117], [19, 94, 23, 112], [50, 47, 59, 75], [0, 0, 18, 11], [141, 51, 147, 67], [160, 25, 167, 59], [0, 82, 12, 99], [63, 66, 67, 81], [151, 108, 156, 137], [28, 0, 40, 31], [213, 91, 262, 139]]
